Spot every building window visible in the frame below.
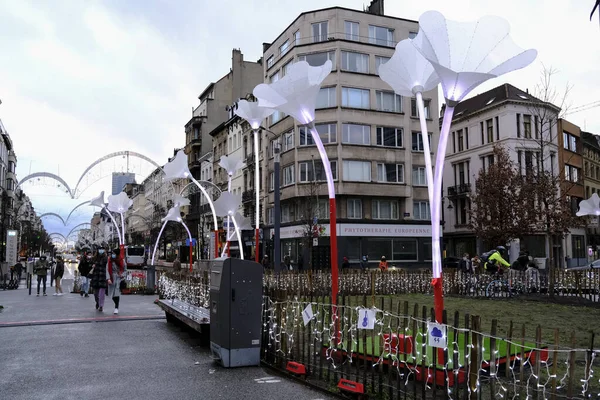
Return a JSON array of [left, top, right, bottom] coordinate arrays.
[[372, 199, 399, 219], [572, 235, 585, 259], [341, 51, 369, 73], [294, 30, 300, 46], [412, 166, 427, 186], [347, 199, 362, 219], [312, 21, 328, 43], [299, 160, 337, 182], [565, 164, 580, 183], [368, 25, 394, 47], [410, 98, 430, 119], [376, 91, 402, 113], [283, 165, 295, 186], [269, 172, 274, 191], [267, 56, 274, 68], [457, 129, 464, 152], [342, 123, 370, 145], [281, 203, 294, 223], [279, 40, 290, 56], [316, 87, 337, 109], [316, 123, 337, 144], [523, 114, 532, 138], [298, 51, 336, 68], [343, 160, 371, 182], [486, 119, 494, 143], [345, 21, 359, 41], [342, 87, 370, 109], [408, 31, 418, 39], [314, 199, 330, 219], [376, 127, 403, 147], [375, 56, 390, 75], [299, 127, 313, 146], [267, 208, 274, 225], [376, 163, 404, 183], [282, 130, 294, 152], [413, 201, 431, 220], [411, 131, 431, 152], [563, 132, 578, 152]]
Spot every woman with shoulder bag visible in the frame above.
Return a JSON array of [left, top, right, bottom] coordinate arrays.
[[106, 247, 127, 315], [90, 247, 108, 312]]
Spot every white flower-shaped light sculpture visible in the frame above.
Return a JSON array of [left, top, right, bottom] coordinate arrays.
[[234, 100, 275, 263], [150, 206, 193, 271], [89, 191, 123, 246], [253, 60, 340, 295], [225, 212, 252, 242], [577, 193, 600, 216], [163, 150, 219, 258], [107, 192, 133, 246], [172, 194, 191, 208], [379, 39, 440, 202], [213, 192, 244, 260], [410, 10, 537, 324], [218, 154, 245, 257]]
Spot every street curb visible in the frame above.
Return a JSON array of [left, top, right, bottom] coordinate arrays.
[[0, 315, 166, 328]]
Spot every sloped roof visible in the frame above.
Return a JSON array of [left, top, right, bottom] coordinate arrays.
[[582, 131, 600, 151], [451, 83, 557, 121]]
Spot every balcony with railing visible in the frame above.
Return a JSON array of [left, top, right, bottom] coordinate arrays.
[[242, 190, 254, 204], [447, 183, 471, 197]]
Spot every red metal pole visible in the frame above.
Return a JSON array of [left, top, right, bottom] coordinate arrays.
[[329, 198, 339, 341], [214, 230, 219, 259], [189, 243, 193, 273]]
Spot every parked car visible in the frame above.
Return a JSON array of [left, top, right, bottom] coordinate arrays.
[[567, 259, 600, 271], [443, 256, 461, 269]]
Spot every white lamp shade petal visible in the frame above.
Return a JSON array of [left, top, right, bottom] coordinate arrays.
[[107, 192, 133, 213], [162, 206, 182, 222], [90, 191, 106, 208], [232, 212, 252, 231], [218, 155, 245, 175], [213, 192, 242, 217], [378, 39, 440, 97], [253, 60, 332, 125], [413, 10, 537, 102], [173, 194, 191, 208], [576, 193, 600, 216], [234, 100, 274, 130], [163, 150, 191, 181]]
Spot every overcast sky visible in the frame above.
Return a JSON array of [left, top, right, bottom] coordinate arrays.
[[0, 0, 598, 238]]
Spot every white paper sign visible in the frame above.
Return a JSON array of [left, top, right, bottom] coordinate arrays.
[[427, 322, 447, 348], [302, 304, 314, 326], [357, 308, 375, 330]]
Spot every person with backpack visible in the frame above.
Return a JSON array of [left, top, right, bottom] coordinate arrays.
[[482, 246, 510, 274]]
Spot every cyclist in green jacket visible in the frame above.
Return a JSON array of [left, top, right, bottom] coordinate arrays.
[[485, 246, 511, 273]]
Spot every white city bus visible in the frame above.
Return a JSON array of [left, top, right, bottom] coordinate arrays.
[[125, 246, 146, 269]]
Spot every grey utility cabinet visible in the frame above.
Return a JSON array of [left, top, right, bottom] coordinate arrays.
[[209, 258, 263, 367]]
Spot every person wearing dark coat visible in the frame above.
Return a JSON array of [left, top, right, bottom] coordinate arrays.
[[78, 251, 92, 297], [106, 247, 127, 315], [53, 256, 65, 296], [90, 248, 108, 312]]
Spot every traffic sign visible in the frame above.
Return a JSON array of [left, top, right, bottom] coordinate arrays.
[[185, 238, 197, 246]]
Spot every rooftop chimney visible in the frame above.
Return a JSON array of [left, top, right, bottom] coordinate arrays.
[[366, 0, 384, 16]]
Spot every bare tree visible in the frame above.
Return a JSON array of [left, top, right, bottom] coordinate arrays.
[[469, 145, 533, 247], [297, 168, 328, 270]]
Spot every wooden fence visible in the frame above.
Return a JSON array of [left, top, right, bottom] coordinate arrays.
[[262, 292, 600, 399]]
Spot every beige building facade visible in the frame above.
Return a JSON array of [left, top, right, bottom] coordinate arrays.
[[260, 3, 440, 267]]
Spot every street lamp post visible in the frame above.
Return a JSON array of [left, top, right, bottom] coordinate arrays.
[[273, 142, 281, 273]]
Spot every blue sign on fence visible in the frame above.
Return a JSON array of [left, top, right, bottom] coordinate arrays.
[[185, 238, 197, 246]]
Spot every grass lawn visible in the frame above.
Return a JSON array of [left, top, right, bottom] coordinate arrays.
[[376, 294, 600, 350]]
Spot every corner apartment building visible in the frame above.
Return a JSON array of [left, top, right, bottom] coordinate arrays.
[[582, 131, 600, 252], [184, 49, 263, 249], [440, 83, 587, 267], [260, 1, 440, 268], [0, 119, 17, 261], [557, 119, 586, 266]]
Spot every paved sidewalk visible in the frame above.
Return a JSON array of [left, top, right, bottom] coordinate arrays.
[[0, 277, 333, 400]]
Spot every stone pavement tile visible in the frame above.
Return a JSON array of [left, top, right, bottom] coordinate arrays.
[[0, 320, 334, 400]]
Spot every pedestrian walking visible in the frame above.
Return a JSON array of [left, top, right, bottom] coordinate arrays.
[[261, 255, 270, 270], [90, 247, 108, 312], [15, 259, 24, 282], [360, 255, 369, 271], [172, 256, 182, 273], [283, 255, 292, 271], [53, 256, 65, 296], [106, 247, 127, 315], [34, 255, 50, 296], [78, 251, 92, 297], [378, 256, 389, 272]]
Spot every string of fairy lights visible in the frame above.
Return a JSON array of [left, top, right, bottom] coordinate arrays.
[[158, 272, 600, 398]]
